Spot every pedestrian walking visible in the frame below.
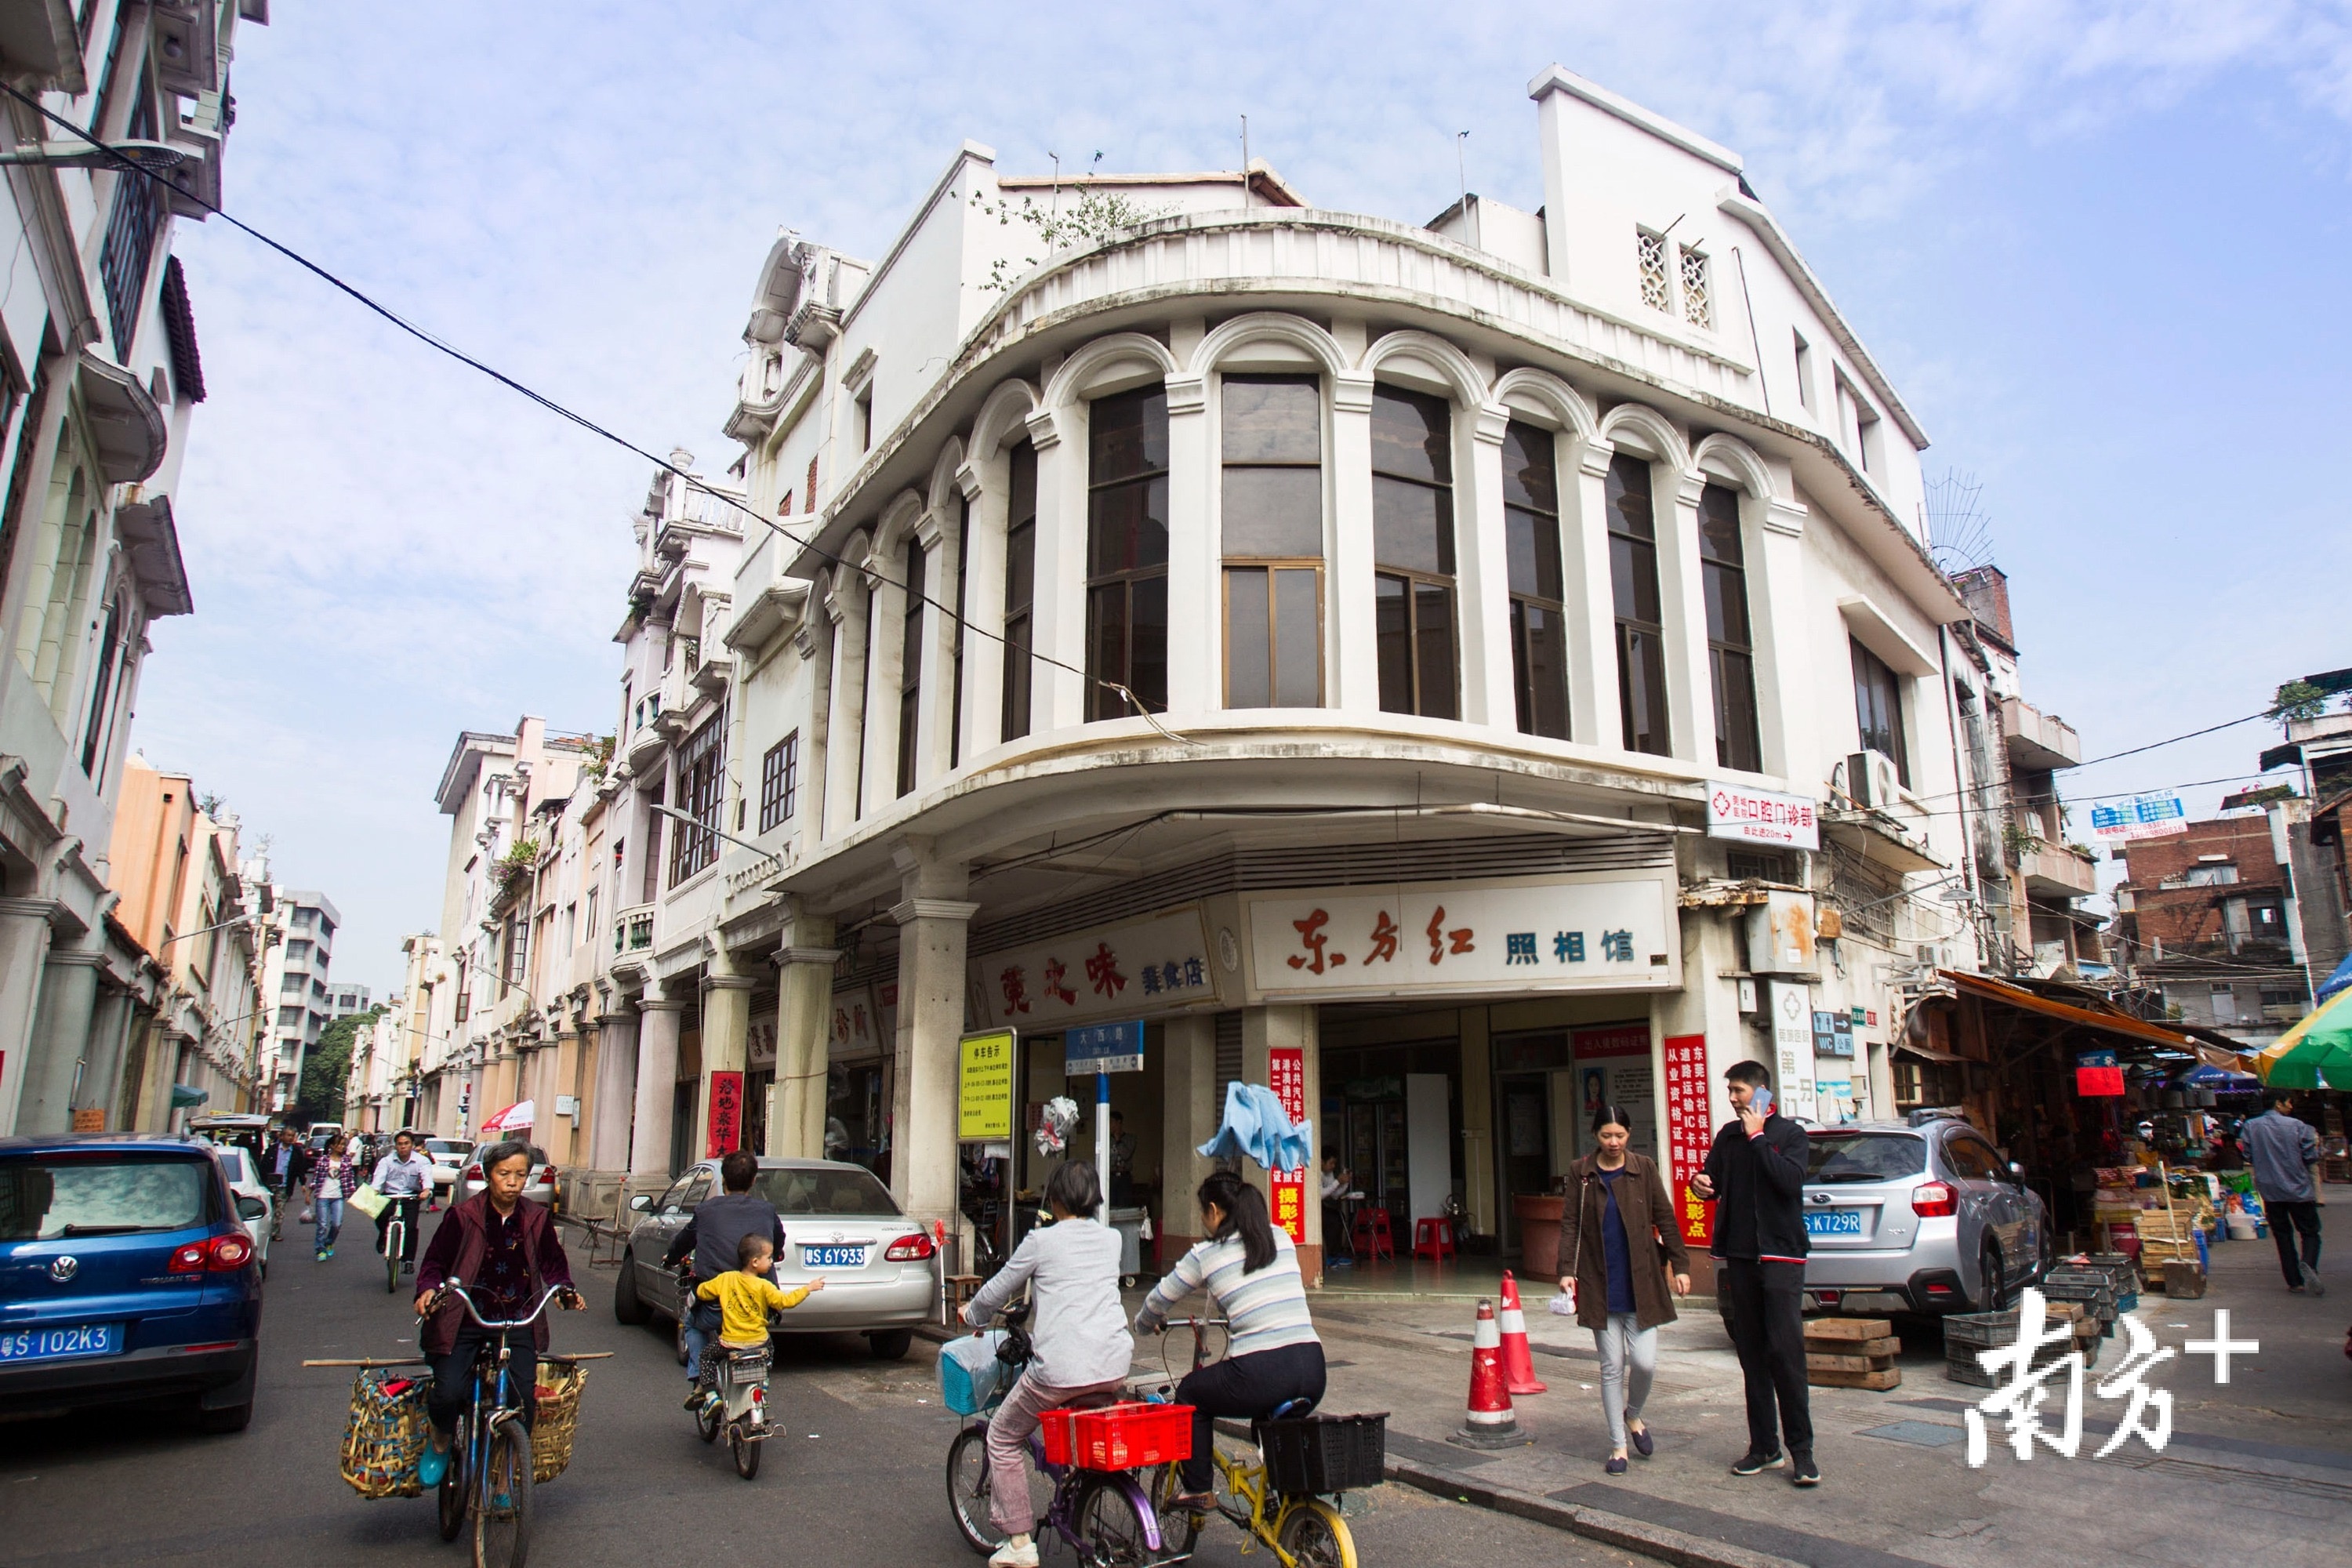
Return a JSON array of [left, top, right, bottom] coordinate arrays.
[[1557, 1102, 1691, 1474], [310, 1135, 361, 1261], [2244, 1089, 2325, 1296], [1687, 1060, 1817, 1487]]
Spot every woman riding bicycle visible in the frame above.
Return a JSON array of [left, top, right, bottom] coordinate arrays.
[[959, 1160, 1133, 1568], [1134, 1169, 1326, 1512], [411, 1138, 583, 1486]]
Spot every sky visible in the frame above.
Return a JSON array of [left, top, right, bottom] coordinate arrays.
[[135, 2, 2352, 992]]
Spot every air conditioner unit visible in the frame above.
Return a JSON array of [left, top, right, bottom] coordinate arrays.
[[1846, 750, 1904, 810], [1915, 942, 1955, 973]]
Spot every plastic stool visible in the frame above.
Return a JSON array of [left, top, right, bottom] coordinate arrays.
[[1353, 1208, 1395, 1262], [1411, 1216, 1457, 1264]]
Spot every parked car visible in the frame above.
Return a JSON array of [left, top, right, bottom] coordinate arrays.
[[198, 1142, 274, 1276], [187, 1113, 274, 1169], [611, 1156, 936, 1359], [458, 1143, 557, 1209], [1799, 1110, 2051, 1318], [0, 1134, 264, 1432], [422, 1138, 474, 1200]]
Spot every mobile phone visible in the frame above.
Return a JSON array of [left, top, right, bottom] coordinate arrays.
[[1749, 1085, 1774, 1117]]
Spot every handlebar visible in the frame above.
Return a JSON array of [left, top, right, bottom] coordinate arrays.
[[420, 1282, 579, 1330], [1152, 1316, 1229, 1334]]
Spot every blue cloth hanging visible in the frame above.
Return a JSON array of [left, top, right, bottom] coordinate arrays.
[[2318, 950, 2352, 1004], [1196, 1080, 1313, 1174]]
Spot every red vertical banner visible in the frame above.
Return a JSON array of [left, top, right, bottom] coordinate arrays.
[[1269, 1046, 1307, 1243], [707, 1070, 744, 1157], [1661, 1034, 1715, 1247]]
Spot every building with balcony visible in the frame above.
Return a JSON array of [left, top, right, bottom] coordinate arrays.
[[2111, 815, 2307, 1047], [254, 888, 339, 1108], [0, 2, 272, 1134], [2256, 677, 2352, 986]]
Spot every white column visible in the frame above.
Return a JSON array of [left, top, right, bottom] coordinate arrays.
[[588, 1001, 639, 1174], [695, 952, 757, 1157], [1750, 489, 1813, 782], [1240, 1004, 1323, 1283], [887, 843, 978, 1229], [1025, 405, 1085, 731], [0, 898, 57, 1133], [913, 510, 960, 782], [773, 912, 840, 1158], [1163, 372, 1212, 717], [1662, 470, 1711, 765], [18, 947, 101, 1134], [74, 984, 133, 1128], [1563, 440, 1619, 750], [1158, 1014, 1219, 1254], [1327, 372, 1378, 713], [953, 458, 1006, 758], [820, 586, 868, 838], [1459, 405, 1515, 728], [862, 543, 908, 808], [629, 990, 684, 1189]]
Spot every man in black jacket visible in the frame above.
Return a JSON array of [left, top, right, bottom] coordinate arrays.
[[663, 1149, 787, 1404], [1690, 1059, 1817, 1486]]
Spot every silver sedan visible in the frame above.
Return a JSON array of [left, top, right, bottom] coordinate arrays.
[[610, 1156, 938, 1359]]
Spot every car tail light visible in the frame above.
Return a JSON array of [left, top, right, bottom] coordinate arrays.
[[884, 1233, 935, 1261], [542, 1164, 558, 1186], [168, 1233, 256, 1272], [1817, 1290, 1842, 1305], [1911, 1181, 1958, 1218], [462, 1165, 482, 1185]]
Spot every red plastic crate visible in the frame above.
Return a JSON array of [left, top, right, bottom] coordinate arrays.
[[1038, 1401, 1193, 1470]]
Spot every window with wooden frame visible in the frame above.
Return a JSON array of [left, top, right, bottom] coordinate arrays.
[[1001, 441, 1037, 742], [1605, 451, 1670, 755], [948, 495, 968, 768], [1698, 483, 1762, 772], [1371, 386, 1458, 720], [667, 706, 726, 886], [1849, 638, 1911, 786], [1221, 374, 1323, 708], [758, 731, 798, 832], [1084, 384, 1170, 719], [895, 536, 926, 797], [1502, 420, 1568, 739]]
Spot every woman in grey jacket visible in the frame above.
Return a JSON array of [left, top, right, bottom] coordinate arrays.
[[960, 1160, 1133, 1568]]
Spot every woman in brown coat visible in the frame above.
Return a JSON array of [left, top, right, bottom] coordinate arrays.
[[1557, 1102, 1692, 1474]]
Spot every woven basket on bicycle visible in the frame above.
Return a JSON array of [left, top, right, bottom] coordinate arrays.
[[339, 1368, 432, 1500], [532, 1360, 589, 1483]]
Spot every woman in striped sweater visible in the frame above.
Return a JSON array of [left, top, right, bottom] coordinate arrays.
[[1134, 1169, 1325, 1508]]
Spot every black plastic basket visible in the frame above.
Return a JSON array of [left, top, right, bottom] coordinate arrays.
[[1258, 1413, 1388, 1495]]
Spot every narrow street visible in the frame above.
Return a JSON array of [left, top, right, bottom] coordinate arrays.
[[0, 1232, 1653, 1568]]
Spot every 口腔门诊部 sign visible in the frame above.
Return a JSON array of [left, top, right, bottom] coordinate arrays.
[[1705, 782, 1820, 850]]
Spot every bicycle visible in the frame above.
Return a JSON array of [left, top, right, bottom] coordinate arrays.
[[422, 1283, 583, 1568], [1145, 1317, 1360, 1568], [381, 1196, 419, 1294], [943, 1314, 1174, 1565]]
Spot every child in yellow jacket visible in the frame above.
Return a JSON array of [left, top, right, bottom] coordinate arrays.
[[695, 1232, 822, 1351]]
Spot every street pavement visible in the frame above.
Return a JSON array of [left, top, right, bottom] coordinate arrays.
[[0, 1216, 1653, 1568]]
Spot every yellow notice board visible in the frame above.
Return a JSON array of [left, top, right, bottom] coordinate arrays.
[[958, 1029, 1017, 1141]]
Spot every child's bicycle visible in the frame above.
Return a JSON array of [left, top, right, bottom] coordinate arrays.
[[1146, 1317, 1363, 1568]]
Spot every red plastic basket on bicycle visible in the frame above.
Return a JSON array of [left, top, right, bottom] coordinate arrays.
[[1039, 1401, 1194, 1470]]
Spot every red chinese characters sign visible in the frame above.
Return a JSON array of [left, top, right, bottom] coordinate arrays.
[[706, 1069, 745, 1158], [1661, 1034, 1715, 1246], [1269, 1046, 1307, 1244], [975, 909, 1215, 1028]]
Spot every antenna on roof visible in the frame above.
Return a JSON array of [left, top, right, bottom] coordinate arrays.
[[1240, 114, 1250, 206], [1925, 469, 1994, 575], [1047, 151, 1061, 214]]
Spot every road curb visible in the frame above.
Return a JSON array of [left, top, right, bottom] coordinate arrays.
[[1382, 1456, 1804, 1568]]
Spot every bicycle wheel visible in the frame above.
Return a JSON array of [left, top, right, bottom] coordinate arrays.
[[1147, 1461, 1203, 1558], [730, 1421, 761, 1480], [436, 1413, 469, 1542], [472, 1420, 533, 1568], [1074, 1475, 1155, 1567], [945, 1427, 1002, 1555], [1276, 1498, 1357, 1568], [385, 1223, 401, 1294]]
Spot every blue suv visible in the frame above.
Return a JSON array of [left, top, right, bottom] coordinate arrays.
[[0, 1134, 266, 1432]]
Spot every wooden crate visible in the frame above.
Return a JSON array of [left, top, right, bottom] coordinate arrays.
[[1811, 1366, 1902, 1390], [1807, 1345, 1897, 1373], [1802, 1316, 1890, 1341], [1803, 1318, 1900, 1389]]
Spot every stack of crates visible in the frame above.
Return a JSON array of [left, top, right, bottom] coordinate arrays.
[[2078, 1253, 2140, 1314], [1943, 1301, 2099, 1388], [2040, 1266, 2118, 1338]]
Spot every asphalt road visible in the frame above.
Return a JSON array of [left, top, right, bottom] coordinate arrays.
[[0, 1224, 1653, 1566]]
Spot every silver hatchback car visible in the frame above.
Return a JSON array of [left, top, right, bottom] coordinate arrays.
[[1799, 1111, 2051, 1317], [611, 1157, 938, 1359]]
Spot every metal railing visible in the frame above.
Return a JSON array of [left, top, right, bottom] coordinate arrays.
[[613, 904, 655, 956]]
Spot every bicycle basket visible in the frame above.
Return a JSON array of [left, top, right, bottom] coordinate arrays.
[[339, 1368, 431, 1499], [939, 1330, 1011, 1415], [1258, 1413, 1387, 1495], [1041, 1401, 1193, 1471], [532, 1361, 589, 1483]]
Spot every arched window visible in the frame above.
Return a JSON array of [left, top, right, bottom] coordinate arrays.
[[895, 536, 926, 798], [1698, 484, 1761, 771], [1371, 387, 1457, 719], [1085, 385, 1169, 718], [1221, 375, 1322, 707], [1001, 441, 1037, 742], [1502, 421, 1568, 739], [1605, 452, 1669, 755]]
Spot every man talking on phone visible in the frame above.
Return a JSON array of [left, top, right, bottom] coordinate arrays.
[[1687, 1059, 1817, 1487]]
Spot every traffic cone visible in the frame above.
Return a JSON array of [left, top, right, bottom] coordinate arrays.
[[1497, 1270, 1548, 1396], [1450, 1298, 1530, 1450]]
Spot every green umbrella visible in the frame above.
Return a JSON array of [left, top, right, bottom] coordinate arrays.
[[2256, 988, 2352, 1089], [169, 1083, 209, 1109]]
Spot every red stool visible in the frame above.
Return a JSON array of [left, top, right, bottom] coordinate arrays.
[[1353, 1208, 1395, 1262], [1412, 1216, 1457, 1264]]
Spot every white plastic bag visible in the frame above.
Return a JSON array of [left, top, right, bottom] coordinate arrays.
[[1547, 1285, 1577, 1316]]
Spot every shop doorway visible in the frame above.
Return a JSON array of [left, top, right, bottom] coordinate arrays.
[[1324, 1038, 1461, 1248], [1498, 1072, 1552, 1252]]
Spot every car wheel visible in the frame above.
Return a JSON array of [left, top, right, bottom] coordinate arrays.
[[1977, 1243, 2006, 1314], [614, 1254, 651, 1325], [869, 1328, 914, 1362], [197, 1400, 253, 1435]]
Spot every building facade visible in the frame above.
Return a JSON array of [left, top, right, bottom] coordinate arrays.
[[253, 887, 338, 1109], [2112, 816, 2309, 1048]]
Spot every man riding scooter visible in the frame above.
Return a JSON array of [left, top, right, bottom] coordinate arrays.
[[662, 1149, 787, 1408]]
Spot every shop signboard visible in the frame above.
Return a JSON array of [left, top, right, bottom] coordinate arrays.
[[1771, 981, 1817, 1121], [2077, 1048, 2125, 1097], [974, 906, 1216, 1029], [829, 985, 884, 1059], [1269, 1046, 1307, 1243], [1662, 1033, 1714, 1246], [1243, 873, 1679, 1003], [1064, 1019, 1145, 1076], [1810, 1011, 1854, 1123], [1706, 782, 1820, 850], [958, 1029, 1017, 1141], [1572, 1024, 1657, 1160], [2091, 793, 2187, 843], [706, 1070, 744, 1157]]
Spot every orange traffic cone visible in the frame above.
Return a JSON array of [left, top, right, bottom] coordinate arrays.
[[1497, 1270, 1548, 1396], [1450, 1298, 1530, 1450]]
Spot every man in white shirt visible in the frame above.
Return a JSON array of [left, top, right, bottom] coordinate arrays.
[[371, 1130, 438, 1275]]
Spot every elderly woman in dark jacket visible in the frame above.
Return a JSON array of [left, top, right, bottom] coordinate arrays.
[[1557, 1103, 1692, 1474]]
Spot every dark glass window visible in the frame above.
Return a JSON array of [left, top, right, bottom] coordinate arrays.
[[667, 706, 726, 886], [1371, 387, 1457, 719], [1699, 484, 1762, 771], [895, 538, 926, 798], [97, 89, 159, 358], [949, 495, 967, 768], [1085, 385, 1169, 719], [1606, 452, 1670, 755], [1221, 375, 1323, 708], [1001, 442, 1036, 742], [1502, 421, 1568, 739], [1850, 639, 1910, 786], [759, 731, 798, 832]]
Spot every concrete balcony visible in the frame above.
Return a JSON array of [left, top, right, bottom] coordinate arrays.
[[612, 903, 655, 958], [2020, 843, 2098, 899], [2002, 697, 2082, 771]]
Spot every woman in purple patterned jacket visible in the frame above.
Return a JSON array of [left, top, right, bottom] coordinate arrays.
[[310, 1134, 361, 1261]]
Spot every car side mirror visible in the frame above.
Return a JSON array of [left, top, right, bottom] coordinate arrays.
[[236, 1196, 268, 1221], [629, 1194, 652, 1212], [2009, 1162, 2027, 1182]]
